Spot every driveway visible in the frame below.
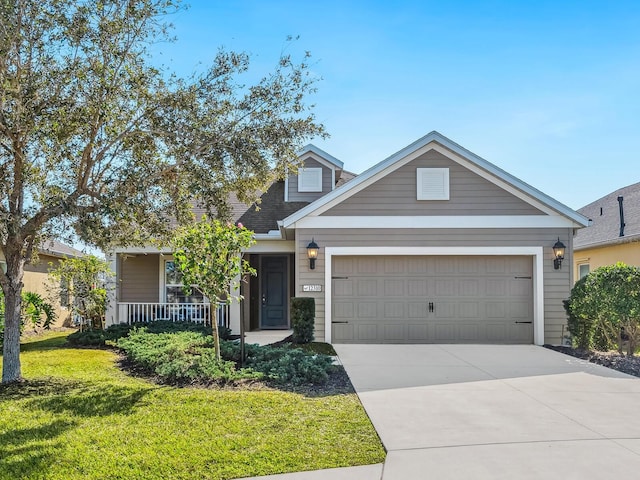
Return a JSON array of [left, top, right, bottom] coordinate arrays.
[[334, 344, 640, 479]]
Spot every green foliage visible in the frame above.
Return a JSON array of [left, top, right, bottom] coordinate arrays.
[[117, 329, 260, 384], [1, 0, 324, 383], [172, 218, 257, 360], [48, 255, 112, 331], [66, 320, 211, 346], [568, 262, 640, 354], [116, 328, 334, 386], [0, 291, 56, 348], [0, 331, 385, 479], [291, 297, 315, 344]]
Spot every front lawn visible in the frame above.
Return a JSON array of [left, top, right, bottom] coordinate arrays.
[[0, 332, 385, 480]]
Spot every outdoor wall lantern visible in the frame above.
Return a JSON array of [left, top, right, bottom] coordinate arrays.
[[307, 239, 319, 270], [552, 237, 566, 270]]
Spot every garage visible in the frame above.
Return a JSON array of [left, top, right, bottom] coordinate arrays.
[[331, 255, 533, 344]]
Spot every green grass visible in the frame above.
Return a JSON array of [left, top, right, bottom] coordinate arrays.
[[0, 332, 385, 480]]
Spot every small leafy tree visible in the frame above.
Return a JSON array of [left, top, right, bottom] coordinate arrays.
[[568, 263, 640, 355], [48, 255, 112, 331], [172, 219, 256, 360]]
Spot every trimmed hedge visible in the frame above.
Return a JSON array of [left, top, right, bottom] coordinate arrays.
[[291, 297, 315, 344]]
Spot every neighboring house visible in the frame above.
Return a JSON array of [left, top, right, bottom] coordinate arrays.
[[573, 181, 640, 281], [106, 131, 588, 345], [0, 240, 85, 327]]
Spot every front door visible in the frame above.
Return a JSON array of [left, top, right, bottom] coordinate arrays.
[[260, 256, 289, 329]]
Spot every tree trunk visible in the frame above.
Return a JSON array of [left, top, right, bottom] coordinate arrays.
[[1, 251, 25, 384], [211, 302, 221, 362]]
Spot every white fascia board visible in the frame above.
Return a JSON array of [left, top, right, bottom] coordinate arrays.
[[299, 144, 344, 169], [294, 215, 582, 229], [324, 245, 545, 346], [254, 230, 284, 240], [111, 246, 172, 254], [248, 240, 295, 253], [284, 131, 589, 228]]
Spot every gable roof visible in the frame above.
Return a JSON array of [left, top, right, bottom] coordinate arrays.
[[574, 181, 640, 250], [298, 144, 344, 169], [283, 131, 589, 228]]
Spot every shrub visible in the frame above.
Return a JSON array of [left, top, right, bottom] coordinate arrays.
[[568, 263, 640, 355], [117, 329, 259, 384], [66, 321, 212, 346], [290, 297, 315, 344], [115, 328, 335, 386]]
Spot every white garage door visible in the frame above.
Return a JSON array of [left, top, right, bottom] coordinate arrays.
[[331, 255, 533, 344]]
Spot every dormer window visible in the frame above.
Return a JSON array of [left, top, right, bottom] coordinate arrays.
[[417, 168, 449, 200], [298, 168, 323, 192]]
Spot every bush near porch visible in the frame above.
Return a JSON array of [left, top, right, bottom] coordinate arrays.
[[0, 331, 385, 480]]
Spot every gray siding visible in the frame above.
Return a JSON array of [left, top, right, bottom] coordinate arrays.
[[288, 157, 333, 202], [322, 150, 543, 216], [295, 228, 573, 345], [120, 254, 159, 302]]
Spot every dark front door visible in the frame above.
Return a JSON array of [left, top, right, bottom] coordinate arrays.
[[260, 256, 288, 329]]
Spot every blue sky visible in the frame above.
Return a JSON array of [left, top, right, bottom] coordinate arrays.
[[156, 0, 640, 210]]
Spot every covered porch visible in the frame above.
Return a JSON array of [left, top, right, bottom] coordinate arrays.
[[106, 244, 296, 334]]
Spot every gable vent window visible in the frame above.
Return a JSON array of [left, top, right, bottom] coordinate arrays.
[[417, 168, 449, 200], [298, 167, 323, 192]]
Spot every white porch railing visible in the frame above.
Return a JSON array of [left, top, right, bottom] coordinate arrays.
[[117, 302, 230, 328]]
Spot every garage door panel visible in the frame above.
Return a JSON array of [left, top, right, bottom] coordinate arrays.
[[384, 279, 404, 296], [332, 255, 533, 344], [356, 324, 378, 341], [357, 302, 378, 318], [384, 324, 405, 341], [357, 280, 378, 296]]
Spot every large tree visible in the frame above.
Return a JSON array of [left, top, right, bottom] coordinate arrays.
[[0, 0, 325, 383]]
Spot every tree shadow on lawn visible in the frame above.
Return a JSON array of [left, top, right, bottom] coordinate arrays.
[[0, 419, 77, 479], [1, 377, 158, 418]]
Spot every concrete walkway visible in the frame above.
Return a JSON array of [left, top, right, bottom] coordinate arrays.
[[335, 344, 640, 479], [244, 329, 293, 346]]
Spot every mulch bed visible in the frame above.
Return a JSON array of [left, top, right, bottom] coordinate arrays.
[[545, 345, 640, 377]]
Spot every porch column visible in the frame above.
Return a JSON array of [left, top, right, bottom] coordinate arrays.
[[229, 272, 241, 334], [105, 252, 118, 327]]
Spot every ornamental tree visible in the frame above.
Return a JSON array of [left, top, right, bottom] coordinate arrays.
[[48, 255, 112, 331], [172, 219, 256, 360], [0, 0, 325, 383]]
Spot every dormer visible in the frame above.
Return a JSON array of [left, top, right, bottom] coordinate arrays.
[[285, 144, 345, 202]]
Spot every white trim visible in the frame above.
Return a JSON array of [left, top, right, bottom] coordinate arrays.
[[324, 246, 545, 346], [284, 174, 289, 202], [283, 132, 589, 228], [299, 144, 344, 169], [331, 168, 336, 191], [111, 246, 172, 254], [248, 240, 295, 253], [297, 167, 323, 192], [294, 215, 581, 229], [105, 253, 118, 326], [254, 231, 284, 240]]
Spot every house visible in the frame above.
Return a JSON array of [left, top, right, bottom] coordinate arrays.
[[0, 240, 85, 327], [573, 181, 640, 281], [106, 131, 588, 345]]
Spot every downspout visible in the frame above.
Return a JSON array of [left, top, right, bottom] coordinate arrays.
[[617, 196, 625, 237]]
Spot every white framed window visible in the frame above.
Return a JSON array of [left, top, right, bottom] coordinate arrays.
[[417, 168, 449, 200], [578, 263, 590, 280], [298, 168, 323, 192], [164, 260, 205, 304]]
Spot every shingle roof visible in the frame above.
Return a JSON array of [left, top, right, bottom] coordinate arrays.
[[574, 181, 640, 250], [237, 181, 309, 233], [39, 240, 85, 258]]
